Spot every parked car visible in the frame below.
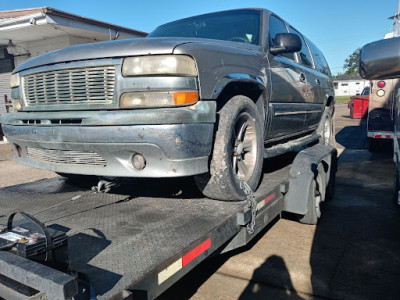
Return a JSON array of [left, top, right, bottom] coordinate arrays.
[[361, 86, 370, 96], [1, 8, 334, 200]]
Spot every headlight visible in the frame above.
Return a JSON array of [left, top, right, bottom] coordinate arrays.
[[120, 90, 198, 108], [122, 55, 198, 76], [10, 73, 20, 88]]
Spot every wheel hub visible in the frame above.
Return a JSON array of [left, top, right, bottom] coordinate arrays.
[[234, 142, 244, 156], [232, 113, 257, 181]]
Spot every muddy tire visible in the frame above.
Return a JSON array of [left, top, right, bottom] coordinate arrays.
[[195, 96, 264, 201]]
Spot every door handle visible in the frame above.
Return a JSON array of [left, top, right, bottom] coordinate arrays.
[[316, 78, 321, 86], [299, 73, 306, 83]]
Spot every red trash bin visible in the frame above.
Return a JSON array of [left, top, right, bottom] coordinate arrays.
[[349, 96, 369, 119]]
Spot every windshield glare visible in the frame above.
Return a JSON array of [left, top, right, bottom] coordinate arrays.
[[148, 10, 261, 45]]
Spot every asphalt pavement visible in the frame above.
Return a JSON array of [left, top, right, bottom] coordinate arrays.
[[161, 104, 400, 299]]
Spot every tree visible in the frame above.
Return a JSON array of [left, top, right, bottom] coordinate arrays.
[[343, 48, 361, 75]]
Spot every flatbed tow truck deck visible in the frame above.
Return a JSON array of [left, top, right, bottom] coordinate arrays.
[[0, 145, 336, 300]]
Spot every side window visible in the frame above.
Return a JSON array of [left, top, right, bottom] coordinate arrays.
[[269, 16, 295, 61], [289, 27, 313, 68], [305, 37, 332, 76]]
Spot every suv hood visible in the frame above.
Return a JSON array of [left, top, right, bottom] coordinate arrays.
[[14, 37, 195, 73], [15, 37, 257, 73]]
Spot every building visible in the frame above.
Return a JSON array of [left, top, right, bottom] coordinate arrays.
[[333, 74, 370, 97], [0, 7, 147, 116]]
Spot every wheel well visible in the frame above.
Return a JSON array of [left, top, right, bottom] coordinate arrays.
[[216, 81, 264, 111], [326, 95, 334, 107]]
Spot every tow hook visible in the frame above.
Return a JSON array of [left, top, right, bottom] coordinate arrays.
[[92, 179, 120, 193]]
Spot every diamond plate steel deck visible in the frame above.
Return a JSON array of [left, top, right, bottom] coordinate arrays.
[[0, 159, 291, 299]]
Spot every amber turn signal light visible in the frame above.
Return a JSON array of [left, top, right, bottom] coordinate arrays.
[[173, 91, 199, 106]]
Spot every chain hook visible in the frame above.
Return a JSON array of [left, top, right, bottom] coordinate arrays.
[[236, 175, 257, 234], [91, 178, 119, 193]]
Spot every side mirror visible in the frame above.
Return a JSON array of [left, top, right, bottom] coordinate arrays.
[[360, 36, 400, 80], [270, 33, 302, 55]]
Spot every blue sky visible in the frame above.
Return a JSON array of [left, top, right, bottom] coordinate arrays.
[[1, 0, 399, 75]]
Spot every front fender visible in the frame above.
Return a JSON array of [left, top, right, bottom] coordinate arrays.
[[211, 73, 266, 99]]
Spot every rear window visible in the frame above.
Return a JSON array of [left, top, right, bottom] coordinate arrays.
[[305, 38, 331, 76], [148, 10, 261, 45]]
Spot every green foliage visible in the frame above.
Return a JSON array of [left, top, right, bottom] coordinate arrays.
[[343, 48, 361, 75], [335, 96, 351, 104]]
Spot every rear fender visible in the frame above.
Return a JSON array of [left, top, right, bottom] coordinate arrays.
[[283, 144, 337, 215]]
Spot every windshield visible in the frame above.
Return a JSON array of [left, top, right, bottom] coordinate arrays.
[[148, 10, 261, 45]]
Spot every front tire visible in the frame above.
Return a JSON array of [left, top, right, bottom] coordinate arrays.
[[195, 96, 264, 201]]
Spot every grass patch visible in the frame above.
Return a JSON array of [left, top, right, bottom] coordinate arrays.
[[335, 96, 351, 104]]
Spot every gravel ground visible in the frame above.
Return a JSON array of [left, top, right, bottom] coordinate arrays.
[[0, 142, 56, 188]]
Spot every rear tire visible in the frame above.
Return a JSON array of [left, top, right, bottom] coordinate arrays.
[[195, 95, 264, 201], [368, 137, 378, 152], [325, 154, 337, 200], [316, 164, 326, 203], [394, 168, 400, 205], [298, 179, 321, 225], [318, 105, 334, 146]]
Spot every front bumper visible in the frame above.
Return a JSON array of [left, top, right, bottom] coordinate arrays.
[[3, 123, 214, 177]]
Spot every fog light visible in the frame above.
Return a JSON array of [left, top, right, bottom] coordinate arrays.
[[132, 153, 146, 170]]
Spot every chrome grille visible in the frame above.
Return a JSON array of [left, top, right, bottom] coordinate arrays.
[[22, 66, 115, 106], [27, 147, 107, 166]]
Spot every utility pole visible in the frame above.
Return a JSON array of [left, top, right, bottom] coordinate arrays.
[[388, 0, 400, 37]]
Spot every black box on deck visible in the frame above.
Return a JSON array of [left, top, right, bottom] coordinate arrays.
[[0, 215, 68, 265]]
